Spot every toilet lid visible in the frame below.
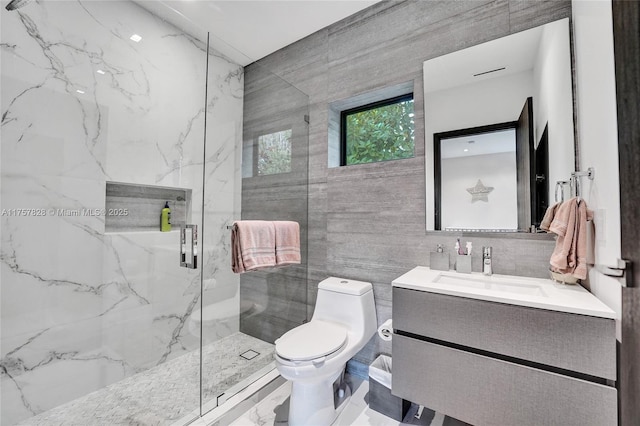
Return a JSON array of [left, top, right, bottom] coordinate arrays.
[[275, 321, 347, 361]]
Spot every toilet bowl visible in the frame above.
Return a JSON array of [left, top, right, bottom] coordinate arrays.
[[274, 277, 377, 426]]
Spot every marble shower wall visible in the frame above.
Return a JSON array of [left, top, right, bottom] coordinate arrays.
[[0, 1, 242, 424], [249, 0, 569, 365]]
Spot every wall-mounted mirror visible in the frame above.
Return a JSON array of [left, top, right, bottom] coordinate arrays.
[[425, 18, 575, 232]]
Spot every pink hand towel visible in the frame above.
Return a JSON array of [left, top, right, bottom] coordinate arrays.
[[540, 202, 561, 231], [274, 221, 301, 266], [231, 220, 276, 273], [548, 198, 593, 280]]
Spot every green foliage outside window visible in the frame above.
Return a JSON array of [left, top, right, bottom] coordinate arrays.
[[344, 98, 415, 165], [258, 129, 292, 176]]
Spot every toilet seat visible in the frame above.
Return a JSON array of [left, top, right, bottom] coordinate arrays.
[[275, 321, 347, 362]]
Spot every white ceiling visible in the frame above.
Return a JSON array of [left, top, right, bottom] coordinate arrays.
[[424, 24, 543, 94], [440, 129, 516, 159], [135, 0, 381, 66]]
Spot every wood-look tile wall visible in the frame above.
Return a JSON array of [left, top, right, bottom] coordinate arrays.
[[240, 65, 310, 342], [243, 0, 570, 363]]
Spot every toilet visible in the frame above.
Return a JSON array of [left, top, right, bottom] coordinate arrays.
[[274, 277, 377, 426]]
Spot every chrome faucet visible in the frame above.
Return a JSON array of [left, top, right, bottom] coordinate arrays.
[[482, 246, 493, 276]]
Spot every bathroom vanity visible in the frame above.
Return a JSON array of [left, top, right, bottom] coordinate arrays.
[[391, 267, 617, 426]]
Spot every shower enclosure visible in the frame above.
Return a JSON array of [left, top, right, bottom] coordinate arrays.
[[0, 1, 308, 424]]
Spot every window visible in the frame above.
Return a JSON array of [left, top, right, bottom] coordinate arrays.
[[340, 94, 415, 165], [257, 129, 292, 175]]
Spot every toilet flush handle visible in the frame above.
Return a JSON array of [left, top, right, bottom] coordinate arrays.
[[312, 356, 326, 367]]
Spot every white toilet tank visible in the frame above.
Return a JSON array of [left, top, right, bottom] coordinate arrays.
[[312, 277, 377, 340]]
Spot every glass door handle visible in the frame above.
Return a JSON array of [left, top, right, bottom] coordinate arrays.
[[180, 224, 198, 269]]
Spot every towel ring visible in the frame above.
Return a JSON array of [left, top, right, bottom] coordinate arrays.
[[555, 180, 570, 203]]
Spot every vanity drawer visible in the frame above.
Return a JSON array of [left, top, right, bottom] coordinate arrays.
[[392, 334, 617, 426], [393, 287, 615, 380]]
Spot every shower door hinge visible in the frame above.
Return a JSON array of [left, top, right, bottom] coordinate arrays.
[[304, 114, 310, 124]]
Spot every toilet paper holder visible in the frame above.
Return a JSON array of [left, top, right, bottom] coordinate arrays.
[[378, 319, 393, 341]]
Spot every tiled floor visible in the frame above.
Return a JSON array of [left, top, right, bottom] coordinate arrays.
[[229, 376, 466, 426], [16, 335, 468, 426], [17, 333, 274, 426]]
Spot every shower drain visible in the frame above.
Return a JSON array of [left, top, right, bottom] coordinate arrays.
[[240, 349, 260, 360]]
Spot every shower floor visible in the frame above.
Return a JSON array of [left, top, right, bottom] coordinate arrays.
[[17, 332, 275, 426]]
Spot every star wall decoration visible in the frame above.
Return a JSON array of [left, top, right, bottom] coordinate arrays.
[[466, 179, 494, 202]]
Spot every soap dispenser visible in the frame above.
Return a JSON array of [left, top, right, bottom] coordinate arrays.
[[160, 201, 171, 232], [429, 244, 450, 271]]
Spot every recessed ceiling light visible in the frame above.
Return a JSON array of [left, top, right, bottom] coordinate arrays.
[[76, 89, 85, 94], [96, 69, 106, 75], [463, 148, 469, 152], [130, 34, 142, 43]]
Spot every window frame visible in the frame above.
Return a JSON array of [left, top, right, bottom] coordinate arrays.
[[339, 93, 415, 166]]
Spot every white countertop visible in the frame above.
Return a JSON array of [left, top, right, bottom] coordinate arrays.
[[392, 266, 616, 319]]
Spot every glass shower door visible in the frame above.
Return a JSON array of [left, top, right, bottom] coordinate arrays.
[[198, 60, 310, 415], [0, 1, 207, 424]]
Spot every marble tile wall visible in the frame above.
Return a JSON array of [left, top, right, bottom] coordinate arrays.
[[248, 0, 570, 365], [0, 1, 243, 424]]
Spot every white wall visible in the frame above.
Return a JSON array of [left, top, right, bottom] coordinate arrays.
[[572, 0, 622, 338], [425, 70, 533, 229], [441, 152, 518, 230], [533, 19, 576, 205]]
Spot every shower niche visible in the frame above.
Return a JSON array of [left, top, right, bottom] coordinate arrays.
[[105, 181, 192, 233]]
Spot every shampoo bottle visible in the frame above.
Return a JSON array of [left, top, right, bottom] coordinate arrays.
[[160, 201, 171, 232]]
